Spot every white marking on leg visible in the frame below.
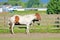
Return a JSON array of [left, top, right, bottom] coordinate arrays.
[[26, 24, 30, 34], [11, 23, 14, 34]]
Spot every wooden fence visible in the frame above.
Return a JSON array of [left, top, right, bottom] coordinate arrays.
[[0, 12, 60, 29]]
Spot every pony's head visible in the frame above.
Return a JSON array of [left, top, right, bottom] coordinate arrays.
[[32, 13, 41, 25], [35, 13, 41, 20], [15, 15, 20, 24]]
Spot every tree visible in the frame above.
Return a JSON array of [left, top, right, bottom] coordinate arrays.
[[8, 0, 21, 6], [47, 0, 60, 14], [8, 0, 26, 7], [27, 0, 40, 8], [3, 2, 9, 5]]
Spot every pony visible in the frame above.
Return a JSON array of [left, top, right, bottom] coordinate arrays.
[[8, 13, 41, 34]]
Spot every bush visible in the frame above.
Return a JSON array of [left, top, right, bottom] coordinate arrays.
[[47, 0, 60, 14]]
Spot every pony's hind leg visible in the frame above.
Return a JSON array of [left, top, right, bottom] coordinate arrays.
[[9, 23, 14, 34]]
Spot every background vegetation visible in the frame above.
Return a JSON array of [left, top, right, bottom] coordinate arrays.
[[0, 0, 47, 8], [47, 0, 60, 14]]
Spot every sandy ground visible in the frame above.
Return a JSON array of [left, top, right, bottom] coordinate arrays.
[[0, 33, 60, 38]]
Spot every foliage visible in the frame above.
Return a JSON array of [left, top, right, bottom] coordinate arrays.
[[0, 0, 48, 8], [27, 0, 40, 8], [47, 0, 60, 14]]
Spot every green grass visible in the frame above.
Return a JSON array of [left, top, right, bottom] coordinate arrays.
[[0, 25, 60, 33], [0, 11, 60, 33], [9, 10, 46, 15], [0, 11, 60, 40]]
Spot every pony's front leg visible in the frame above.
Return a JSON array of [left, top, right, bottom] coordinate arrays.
[[26, 24, 30, 34], [9, 23, 14, 34], [37, 20, 41, 25]]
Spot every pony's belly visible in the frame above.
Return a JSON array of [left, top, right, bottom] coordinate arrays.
[[15, 22, 20, 25], [15, 22, 26, 25]]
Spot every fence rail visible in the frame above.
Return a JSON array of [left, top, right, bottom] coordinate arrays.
[[0, 12, 60, 29]]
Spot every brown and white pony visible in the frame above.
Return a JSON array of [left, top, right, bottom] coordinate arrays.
[[8, 13, 41, 34]]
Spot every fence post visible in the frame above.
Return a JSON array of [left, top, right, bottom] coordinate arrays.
[[3, 12, 8, 27], [55, 17, 60, 27], [3, 12, 5, 27]]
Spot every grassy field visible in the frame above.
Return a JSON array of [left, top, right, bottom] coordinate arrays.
[[0, 11, 60, 33], [0, 25, 60, 34], [0, 11, 60, 40]]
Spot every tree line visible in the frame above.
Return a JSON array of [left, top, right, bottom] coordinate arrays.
[[47, 0, 60, 14], [0, 0, 47, 8], [0, 0, 60, 14]]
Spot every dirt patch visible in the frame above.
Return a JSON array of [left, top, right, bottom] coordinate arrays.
[[0, 33, 60, 38]]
